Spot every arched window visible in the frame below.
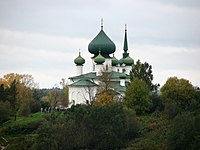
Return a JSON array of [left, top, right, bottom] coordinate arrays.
[[106, 65, 108, 71]]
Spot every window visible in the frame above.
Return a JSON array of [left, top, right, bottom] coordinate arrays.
[[86, 100, 89, 105]]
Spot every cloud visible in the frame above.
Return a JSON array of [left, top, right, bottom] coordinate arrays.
[[0, 0, 199, 88], [0, 28, 92, 88]]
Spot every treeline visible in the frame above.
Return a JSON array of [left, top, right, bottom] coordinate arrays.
[[1, 60, 200, 149], [0, 73, 68, 122], [33, 104, 138, 150]]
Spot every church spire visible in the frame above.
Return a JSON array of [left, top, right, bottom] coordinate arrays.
[[123, 24, 128, 52], [101, 18, 103, 30]]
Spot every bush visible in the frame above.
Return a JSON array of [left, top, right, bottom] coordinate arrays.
[[168, 112, 200, 150], [18, 102, 31, 117], [0, 101, 11, 122], [125, 78, 152, 115], [34, 104, 139, 149]]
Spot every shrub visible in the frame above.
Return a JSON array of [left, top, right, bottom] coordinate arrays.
[[35, 104, 139, 149], [0, 101, 11, 122], [168, 112, 200, 150]]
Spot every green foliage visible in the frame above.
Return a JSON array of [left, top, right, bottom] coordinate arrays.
[[0, 101, 11, 122], [167, 112, 200, 150], [127, 112, 169, 150], [161, 77, 195, 109], [150, 93, 164, 112], [130, 59, 157, 91], [0, 112, 45, 136], [17, 102, 31, 117], [34, 104, 139, 149], [125, 78, 152, 115]]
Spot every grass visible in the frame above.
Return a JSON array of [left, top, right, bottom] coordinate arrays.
[[124, 112, 170, 150], [0, 112, 48, 150], [1, 111, 170, 150]]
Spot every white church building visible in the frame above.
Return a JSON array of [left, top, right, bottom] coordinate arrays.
[[68, 21, 134, 106]]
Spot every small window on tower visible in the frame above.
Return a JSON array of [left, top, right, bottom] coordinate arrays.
[[86, 100, 89, 105], [123, 69, 126, 73], [106, 65, 108, 71]]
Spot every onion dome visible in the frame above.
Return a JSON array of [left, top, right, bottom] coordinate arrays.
[[112, 55, 119, 66], [119, 72, 126, 79], [94, 51, 105, 64], [119, 58, 124, 66], [88, 21, 116, 58], [123, 56, 134, 66], [74, 52, 85, 66]]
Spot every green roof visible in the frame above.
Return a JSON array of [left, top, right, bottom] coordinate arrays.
[[69, 79, 97, 87], [88, 29, 116, 58], [74, 53, 85, 65], [112, 55, 119, 66], [94, 52, 105, 64], [123, 56, 134, 66], [69, 72, 97, 80], [69, 71, 130, 80], [123, 27, 128, 52], [111, 81, 129, 93], [119, 72, 126, 79]]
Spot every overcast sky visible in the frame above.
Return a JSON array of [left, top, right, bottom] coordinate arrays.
[[0, 0, 200, 88]]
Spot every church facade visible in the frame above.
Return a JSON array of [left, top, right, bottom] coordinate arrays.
[[68, 22, 134, 107]]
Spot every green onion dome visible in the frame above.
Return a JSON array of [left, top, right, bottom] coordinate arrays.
[[119, 58, 124, 66], [88, 29, 116, 58], [94, 51, 105, 64], [112, 55, 119, 66], [119, 72, 126, 79], [74, 52, 85, 66], [123, 56, 134, 66]]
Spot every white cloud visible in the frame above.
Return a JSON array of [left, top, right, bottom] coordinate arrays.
[[0, 28, 92, 88], [0, 0, 200, 88]]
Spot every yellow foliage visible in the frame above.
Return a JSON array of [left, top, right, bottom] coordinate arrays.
[[0, 73, 37, 103], [94, 92, 114, 106]]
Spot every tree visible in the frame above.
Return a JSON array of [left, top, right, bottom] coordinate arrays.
[[0, 101, 11, 122], [97, 68, 113, 93], [94, 91, 114, 106], [47, 88, 61, 109], [0, 73, 39, 117], [0, 73, 38, 104], [168, 112, 200, 150], [59, 78, 69, 107], [161, 77, 195, 109], [94, 68, 120, 106], [125, 78, 152, 115], [130, 60, 157, 91]]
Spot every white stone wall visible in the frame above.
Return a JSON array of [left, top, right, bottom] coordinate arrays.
[[104, 58, 112, 72], [76, 65, 83, 75], [68, 86, 97, 107]]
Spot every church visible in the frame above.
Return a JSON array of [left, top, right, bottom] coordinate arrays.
[[68, 21, 134, 107]]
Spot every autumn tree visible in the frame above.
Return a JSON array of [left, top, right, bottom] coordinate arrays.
[[161, 77, 195, 109], [130, 60, 158, 91], [60, 78, 69, 107], [125, 77, 152, 115], [0, 73, 38, 116], [0, 73, 38, 103], [94, 68, 119, 106]]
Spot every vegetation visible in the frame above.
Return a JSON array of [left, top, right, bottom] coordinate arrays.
[[130, 60, 158, 91], [161, 77, 195, 109], [125, 78, 152, 115], [0, 69, 200, 149]]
